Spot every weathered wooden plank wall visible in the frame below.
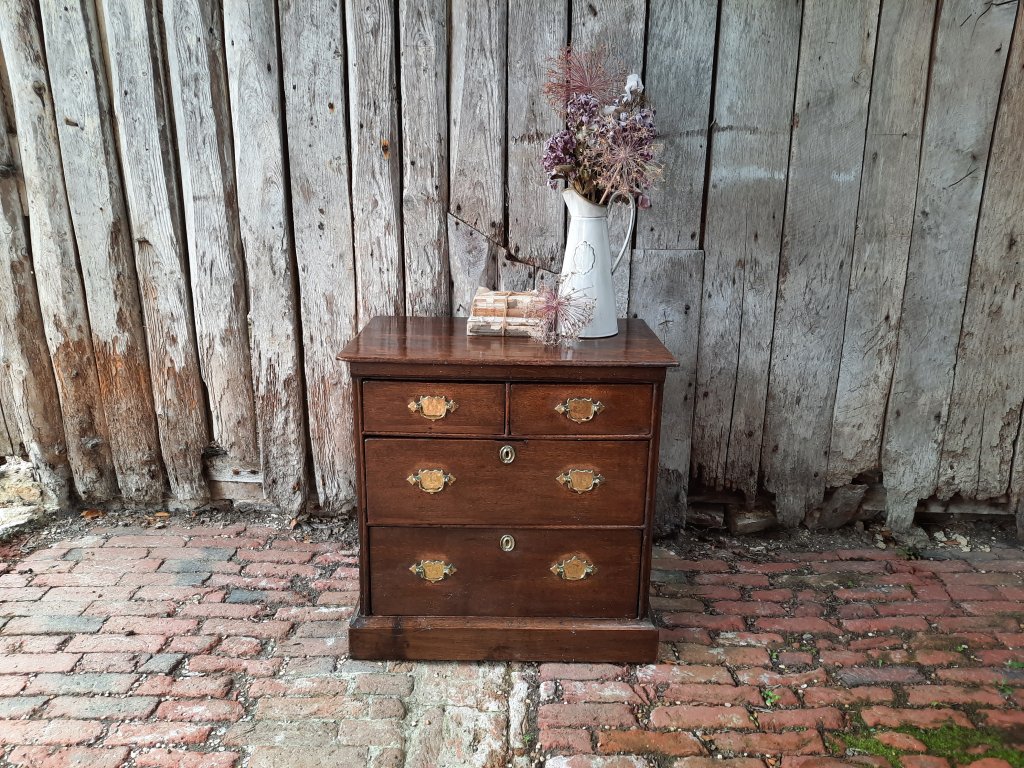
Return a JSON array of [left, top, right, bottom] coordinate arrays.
[[1, 0, 1022, 533]]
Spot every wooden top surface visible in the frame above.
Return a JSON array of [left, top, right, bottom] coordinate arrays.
[[339, 317, 678, 368]]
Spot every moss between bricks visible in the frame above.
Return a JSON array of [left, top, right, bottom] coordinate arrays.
[[839, 723, 1024, 768]]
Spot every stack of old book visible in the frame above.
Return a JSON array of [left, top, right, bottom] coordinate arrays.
[[466, 287, 544, 337]]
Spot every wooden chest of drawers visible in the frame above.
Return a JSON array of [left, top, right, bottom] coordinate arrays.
[[338, 316, 677, 662]]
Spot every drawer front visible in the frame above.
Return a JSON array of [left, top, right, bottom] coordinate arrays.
[[364, 438, 647, 526], [510, 384, 653, 436], [369, 527, 641, 617], [362, 381, 505, 434]]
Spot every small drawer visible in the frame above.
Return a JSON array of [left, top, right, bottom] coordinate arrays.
[[369, 527, 642, 618], [362, 381, 505, 434], [510, 384, 653, 436], [364, 438, 647, 526]]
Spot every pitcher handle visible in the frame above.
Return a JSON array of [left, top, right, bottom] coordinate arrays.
[[608, 192, 636, 274]]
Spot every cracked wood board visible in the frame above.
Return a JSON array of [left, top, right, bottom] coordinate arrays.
[[883, 0, 1016, 530], [691, 0, 801, 501], [762, 0, 880, 526]]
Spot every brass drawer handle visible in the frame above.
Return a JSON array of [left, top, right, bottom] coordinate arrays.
[[410, 560, 456, 583], [408, 394, 458, 421], [555, 397, 604, 424], [551, 555, 595, 581], [407, 469, 456, 493], [557, 469, 604, 493]]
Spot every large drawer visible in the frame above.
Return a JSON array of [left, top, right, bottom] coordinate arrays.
[[362, 381, 505, 435], [369, 527, 642, 618], [509, 384, 653, 436], [364, 438, 648, 526]]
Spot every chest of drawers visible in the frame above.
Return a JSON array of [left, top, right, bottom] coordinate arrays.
[[339, 316, 676, 662]]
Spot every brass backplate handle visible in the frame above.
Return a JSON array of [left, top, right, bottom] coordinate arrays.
[[555, 397, 605, 424], [410, 560, 456, 583], [557, 468, 604, 493], [407, 469, 456, 493], [551, 555, 595, 581], [408, 394, 458, 421]]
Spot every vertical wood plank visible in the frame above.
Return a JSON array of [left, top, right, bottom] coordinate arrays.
[[225, 0, 309, 514], [101, 0, 210, 501], [0, 0, 118, 502], [0, 90, 70, 501], [280, 0, 359, 511], [163, 0, 258, 466], [0, 351, 16, 456], [40, 0, 166, 502], [691, 0, 801, 500], [939, 16, 1024, 502], [400, 0, 450, 315], [827, 0, 935, 487], [504, 0, 565, 290], [630, 249, 703, 532], [347, 0, 404, 322], [570, 0, 645, 315], [636, 0, 716, 250], [882, 0, 1015, 529], [762, 0, 880, 526], [449, 0, 506, 304]]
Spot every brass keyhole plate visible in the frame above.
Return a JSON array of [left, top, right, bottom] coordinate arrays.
[[500, 534, 515, 552], [499, 445, 516, 464]]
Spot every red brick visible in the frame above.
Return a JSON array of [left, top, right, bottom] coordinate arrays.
[[216, 635, 264, 656], [538, 703, 637, 728], [6, 746, 130, 768], [539, 728, 593, 754], [314, 590, 358, 605], [751, 589, 794, 601], [689, 585, 743, 599], [713, 730, 825, 756], [235, 548, 313, 564], [273, 637, 348, 657], [540, 663, 625, 681], [876, 601, 960, 617], [717, 632, 786, 647], [200, 618, 292, 639], [906, 685, 1006, 707], [841, 617, 930, 633], [598, 729, 704, 756], [134, 749, 239, 768], [800, 686, 893, 706], [695, 573, 769, 587], [242, 562, 318, 578], [678, 760, 766, 768], [104, 723, 213, 746], [105, 535, 186, 548], [662, 613, 746, 631], [76, 652, 144, 673], [206, 575, 291, 591], [101, 617, 198, 635], [835, 587, 914, 601], [156, 699, 244, 722], [935, 668, 1015, 685], [0, 587, 47, 601], [135, 675, 233, 698], [980, 709, 1024, 729], [177, 603, 264, 619], [0, 635, 68, 653], [755, 618, 839, 635], [777, 652, 815, 667], [65, 634, 165, 653], [900, 757, 951, 768], [43, 695, 159, 719], [132, 586, 217, 601], [653, 558, 731, 572], [875, 732, 928, 752], [254, 696, 368, 719], [561, 680, 643, 703], [186, 655, 281, 676], [0, 652, 79, 674], [759, 707, 844, 731], [914, 650, 962, 665], [0, 720, 104, 746], [0, 675, 27, 695], [859, 706, 972, 729], [834, 666, 925, 685], [675, 645, 770, 667], [650, 705, 754, 729], [637, 664, 733, 685], [662, 684, 763, 706], [83, 600, 176, 617], [166, 635, 219, 654], [714, 601, 787, 617], [735, 668, 826, 687]]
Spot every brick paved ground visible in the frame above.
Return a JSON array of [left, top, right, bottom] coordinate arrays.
[[0, 522, 1022, 767]]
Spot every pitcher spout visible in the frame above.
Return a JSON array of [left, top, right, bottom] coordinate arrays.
[[562, 187, 609, 219]]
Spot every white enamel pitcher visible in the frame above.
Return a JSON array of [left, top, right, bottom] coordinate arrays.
[[558, 188, 636, 339]]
